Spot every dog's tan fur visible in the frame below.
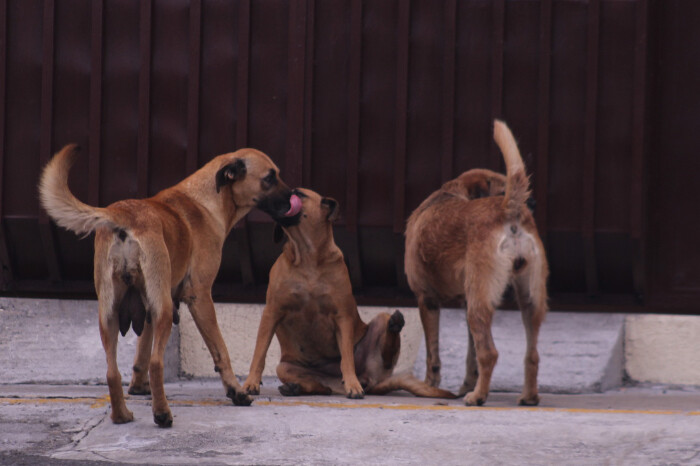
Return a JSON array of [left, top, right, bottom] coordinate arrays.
[[39, 144, 295, 426], [242, 188, 454, 399], [405, 120, 549, 406]]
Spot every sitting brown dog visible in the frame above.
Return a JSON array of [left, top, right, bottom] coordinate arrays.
[[39, 145, 298, 427], [405, 120, 549, 406], [242, 188, 454, 399]]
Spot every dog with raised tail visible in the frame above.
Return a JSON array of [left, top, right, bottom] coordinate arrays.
[[39, 144, 300, 427], [405, 120, 549, 406]]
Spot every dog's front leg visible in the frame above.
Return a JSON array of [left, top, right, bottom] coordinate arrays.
[[336, 315, 364, 399], [187, 293, 253, 407], [242, 304, 280, 395]]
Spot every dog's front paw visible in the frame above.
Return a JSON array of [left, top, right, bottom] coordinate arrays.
[[517, 393, 540, 406], [227, 387, 254, 406], [242, 380, 260, 396], [153, 410, 173, 428], [464, 391, 486, 406], [278, 382, 301, 396], [345, 381, 365, 399]]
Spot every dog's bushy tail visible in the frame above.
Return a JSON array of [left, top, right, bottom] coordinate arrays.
[[368, 372, 458, 399], [39, 144, 119, 236], [493, 120, 530, 222]]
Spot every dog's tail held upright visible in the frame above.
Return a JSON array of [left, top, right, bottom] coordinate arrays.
[[39, 144, 119, 236], [368, 372, 458, 399], [493, 120, 530, 222]]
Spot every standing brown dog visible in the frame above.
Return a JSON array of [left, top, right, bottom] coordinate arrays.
[[39, 145, 299, 427], [405, 120, 549, 406], [242, 188, 454, 399]]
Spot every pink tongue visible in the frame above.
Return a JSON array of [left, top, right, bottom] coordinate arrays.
[[284, 194, 302, 217]]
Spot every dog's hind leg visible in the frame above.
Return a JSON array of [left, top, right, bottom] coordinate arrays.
[[463, 300, 498, 406], [98, 294, 134, 424], [513, 264, 548, 406], [128, 321, 153, 395], [148, 295, 174, 427], [276, 362, 333, 396], [459, 323, 479, 396], [418, 295, 441, 387]]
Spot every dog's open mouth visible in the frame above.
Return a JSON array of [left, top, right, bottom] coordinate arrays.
[[285, 194, 302, 217]]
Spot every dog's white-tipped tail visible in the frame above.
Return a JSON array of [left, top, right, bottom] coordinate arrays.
[[39, 144, 117, 236], [494, 120, 530, 222]]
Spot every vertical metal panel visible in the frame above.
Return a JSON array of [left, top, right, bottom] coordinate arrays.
[[583, 0, 600, 296], [302, 0, 314, 187], [630, 0, 648, 241], [0, 0, 694, 313], [0, 0, 12, 287], [441, 0, 456, 184], [186, 0, 201, 175], [234, 0, 255, 286], [536, 0, 552, 241], [38, 0, 62, 282], [346, 0, 361, 232], [453, 1, 494, 175], [89, 0, 103, 207], [392, 0, 409, 234], [631, 0, 649, 299], [100, 0, 140, 206], [150, 0, 189, 192], [491, 0, 505, 123], [343, 0, 364, 288], [137, 0, 152, 198], [285, 0, 306, 189], [236, 0, 251, 149]]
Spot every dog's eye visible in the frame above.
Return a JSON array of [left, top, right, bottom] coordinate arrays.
[[262, 171, 277, 187]]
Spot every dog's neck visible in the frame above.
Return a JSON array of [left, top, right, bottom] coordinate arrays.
[[173, 169, 248, 238], [282, 225, 343, 267]]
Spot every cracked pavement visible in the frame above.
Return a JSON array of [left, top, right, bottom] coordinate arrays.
[[1, 380, 699, 465]]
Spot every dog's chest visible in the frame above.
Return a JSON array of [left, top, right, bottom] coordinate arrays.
[[279, 277, 337, 313]]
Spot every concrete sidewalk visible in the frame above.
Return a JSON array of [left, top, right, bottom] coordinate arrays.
[[1, 297, 700, 464], [1, 381, 699, 465]]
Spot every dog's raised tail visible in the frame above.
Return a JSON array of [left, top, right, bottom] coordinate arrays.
[[39, 144, 117, 236], [493, 119, 530, 222], [368, 373, 458, 399]]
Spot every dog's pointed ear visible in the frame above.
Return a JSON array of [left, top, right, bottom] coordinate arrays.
[[321, 197, 339, 222], [215, 159, 247, 193], [274, 224, 285, 243]]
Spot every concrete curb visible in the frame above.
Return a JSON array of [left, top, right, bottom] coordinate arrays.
[[1, 298, 698, 391]]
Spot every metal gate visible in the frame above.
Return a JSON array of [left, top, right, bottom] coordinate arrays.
[[0, 0, 698, 313]]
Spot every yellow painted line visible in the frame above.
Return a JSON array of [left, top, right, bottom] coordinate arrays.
[[1, 396, 695, 416], [256, 400, 688, 416]]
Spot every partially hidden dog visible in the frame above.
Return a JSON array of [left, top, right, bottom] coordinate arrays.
[[405, 120, 549, 406], [39, 145, 300, 427], [242, 188, 455, 399]]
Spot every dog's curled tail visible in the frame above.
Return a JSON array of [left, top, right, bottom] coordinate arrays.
[[368, 373, 458, 399], [493, 119, 530, 222], [39, 144, 118, 236]]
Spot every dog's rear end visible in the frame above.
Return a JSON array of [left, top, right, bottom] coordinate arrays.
[[405, 120, 548, 406]]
